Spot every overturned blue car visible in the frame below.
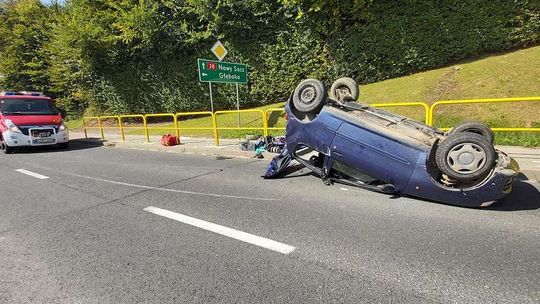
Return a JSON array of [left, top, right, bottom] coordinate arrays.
[[264, 78, 519, 207]]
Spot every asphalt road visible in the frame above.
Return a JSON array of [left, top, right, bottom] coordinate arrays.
[[1, 141, 539, 304]]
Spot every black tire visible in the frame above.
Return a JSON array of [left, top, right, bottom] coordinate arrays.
[[435, 132, 496, 182], [329, 77, 359, 102], [292, 79, 327, 114], [449, 122, 494, 144], [2, 141, 14, 154]]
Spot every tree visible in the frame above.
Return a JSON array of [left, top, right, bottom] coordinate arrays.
[[0, 0, 51, 92]]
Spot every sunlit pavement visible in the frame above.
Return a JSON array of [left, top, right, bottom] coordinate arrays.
[[1, 141, 538, 303]]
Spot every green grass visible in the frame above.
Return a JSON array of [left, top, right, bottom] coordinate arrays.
[[361, 46, 540, 103], [84, 46, 540, 146], [65, 118, 83, 130], [360, 46, 540, 146]]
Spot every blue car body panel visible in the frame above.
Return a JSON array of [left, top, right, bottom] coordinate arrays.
[[264, 98, 518, 207], [331, 121, 421, 192]]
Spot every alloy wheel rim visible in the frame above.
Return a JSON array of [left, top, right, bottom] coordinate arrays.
[[300, 85, 317, 104], [447, 143, 487, 174]]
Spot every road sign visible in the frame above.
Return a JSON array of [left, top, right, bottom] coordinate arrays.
[[211, 41, 228, 61], [197, 59, 248, 84]]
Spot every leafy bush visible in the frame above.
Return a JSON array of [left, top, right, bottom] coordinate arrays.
[[0, 0, 538, 117]]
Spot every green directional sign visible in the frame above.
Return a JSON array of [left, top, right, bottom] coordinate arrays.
[[197, 59, 248, 84]]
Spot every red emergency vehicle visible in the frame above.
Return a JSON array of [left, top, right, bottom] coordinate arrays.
[[0, 91, 69, 154]]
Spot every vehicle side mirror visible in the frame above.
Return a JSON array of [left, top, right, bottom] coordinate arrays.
[[59, 109, 67, 118]]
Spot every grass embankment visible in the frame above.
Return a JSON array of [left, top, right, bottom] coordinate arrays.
[[78, 46, 540, 146], [361, 46, 540, 146]]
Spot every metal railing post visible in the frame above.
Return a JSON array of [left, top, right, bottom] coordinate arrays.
[[143, 116, 149, 143], [83, 120, 88, 139], [263, 111, 269, 137], [174, 115, 180, 138], [212, 112, 219, 146], [118, 116, 125, 141], [97, 117, 105, 139]]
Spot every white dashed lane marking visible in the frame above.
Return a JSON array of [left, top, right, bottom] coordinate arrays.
[[144, 206, 296, 255], [15, 169, 49, 180]]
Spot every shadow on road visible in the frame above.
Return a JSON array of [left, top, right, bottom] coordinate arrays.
[[270, 163, 315, 179], [489, 174, 540, 211], [10, 138, 105, 154], [269, 165, 540, 211]]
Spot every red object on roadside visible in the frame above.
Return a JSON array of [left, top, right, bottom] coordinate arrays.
[[160, 134, 180, 146]]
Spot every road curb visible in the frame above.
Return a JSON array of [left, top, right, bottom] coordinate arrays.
[[109, 140, 263, 160]]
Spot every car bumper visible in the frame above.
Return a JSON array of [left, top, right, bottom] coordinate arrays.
[[2, 129, 69, 147], [403, 151, 520, 207]]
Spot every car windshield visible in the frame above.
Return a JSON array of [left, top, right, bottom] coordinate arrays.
[[0, 99, 59, 115]]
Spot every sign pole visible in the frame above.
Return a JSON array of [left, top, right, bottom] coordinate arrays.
[[209, 82, 214, 113], [236, 83, 240, 127]]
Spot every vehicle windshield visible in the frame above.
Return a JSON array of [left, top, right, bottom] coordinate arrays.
[[0, 99, 59, 115]]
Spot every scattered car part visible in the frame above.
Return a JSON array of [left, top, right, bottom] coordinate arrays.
[[160, 134, 180, 146]]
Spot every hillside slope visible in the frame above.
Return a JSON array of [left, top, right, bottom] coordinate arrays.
[[361, 46, 540, 103], [360, 46, 539, 146]]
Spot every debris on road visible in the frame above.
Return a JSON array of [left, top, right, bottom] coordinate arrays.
[[160, 134, 180, 146]]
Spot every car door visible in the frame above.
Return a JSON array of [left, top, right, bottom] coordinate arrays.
[[330, 121, 421, 191]]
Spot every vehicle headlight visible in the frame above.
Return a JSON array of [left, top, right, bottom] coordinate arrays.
[[59, 122, 67, 131], [4, 119, 21, 133]]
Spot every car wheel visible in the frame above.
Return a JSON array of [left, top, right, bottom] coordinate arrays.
[[1, 141, 14, 154], [329, 77, 359, 102], [292, 79, 327, 114], [449, 122, 494, 144], [435, 133, 495, 182]]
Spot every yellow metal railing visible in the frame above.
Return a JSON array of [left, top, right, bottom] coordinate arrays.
[[213, 109, 267, 146], [429, 97, 540, 131], [144, 113, 178, 142], [265, 108, 287, 134], [98, 115, 122, 139], [82, 97, 539, 146], [119, 114, 146, 142], [82, 116, 103, 139], [175, 111, 216, 144]]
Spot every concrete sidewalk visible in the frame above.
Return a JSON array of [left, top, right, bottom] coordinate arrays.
[[72, 132, 264, 159], [72, 132, 540, 182]]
